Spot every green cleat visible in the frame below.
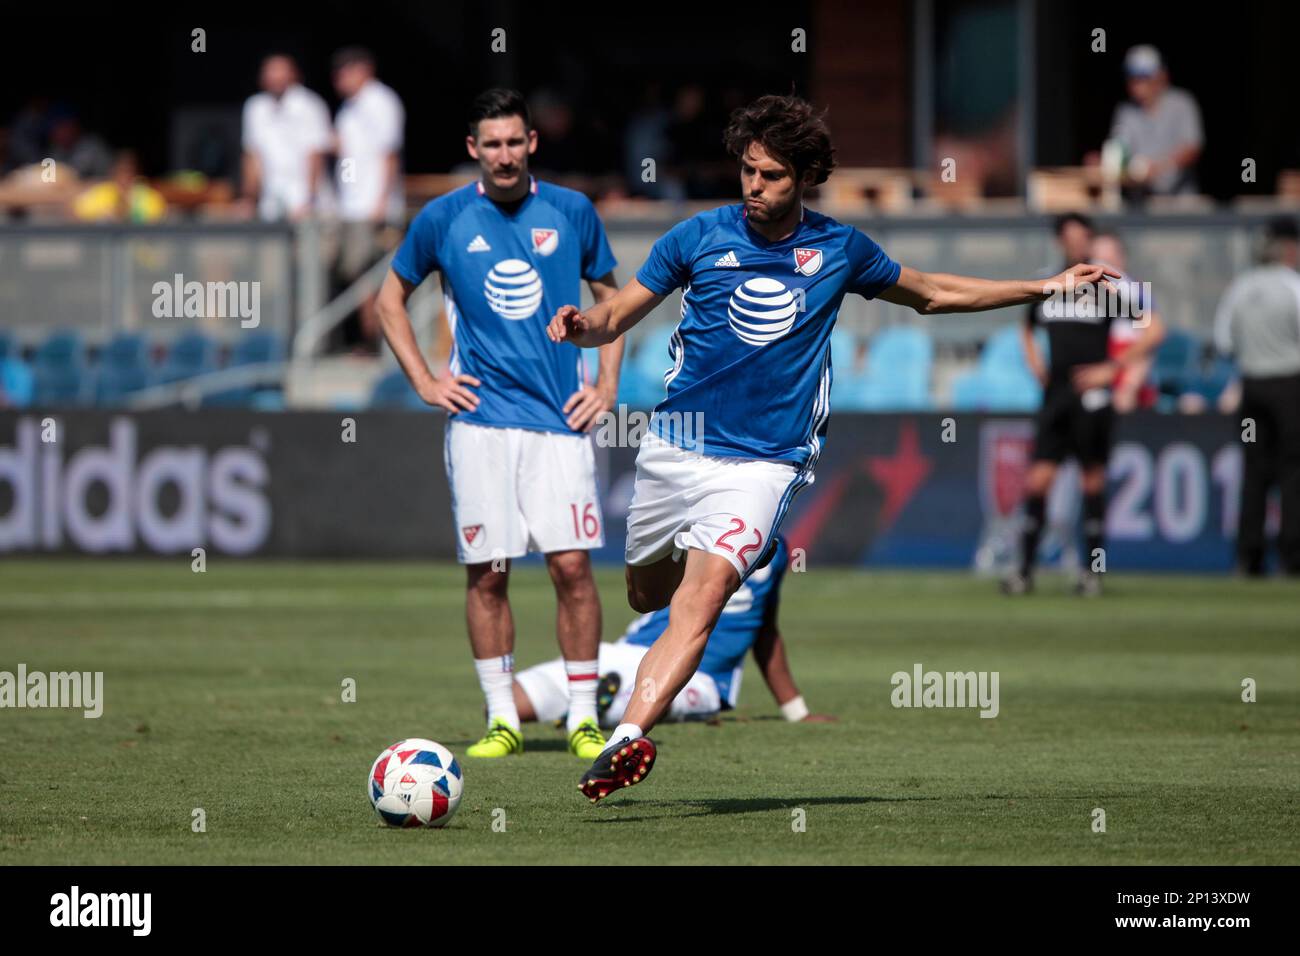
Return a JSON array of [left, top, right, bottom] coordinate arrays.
[[466, 718, 523, 758], [567, 717, 606, 760]]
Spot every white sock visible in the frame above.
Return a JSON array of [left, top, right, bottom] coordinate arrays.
[[564, 658, 599, 730], [609, 722, 644, 747], [475, 654, 519, 729]]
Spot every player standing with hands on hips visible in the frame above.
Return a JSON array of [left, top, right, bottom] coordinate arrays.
[[546, 94, 1119, 801], [376, 89, 623, 761]]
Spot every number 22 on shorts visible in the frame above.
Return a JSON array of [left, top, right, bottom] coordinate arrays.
[[715, 517, 763, 568]]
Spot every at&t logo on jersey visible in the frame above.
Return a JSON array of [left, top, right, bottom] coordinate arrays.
[[727, 277, 798, 346], [484, 259, 544, 319]]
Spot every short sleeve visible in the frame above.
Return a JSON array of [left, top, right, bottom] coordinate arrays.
[[1175, 93, 1203, 149], [846, 228, 901, 299], [636, 217, 701, 295], [571, 194, 617, 280], [391, 203, 441, 286], [376, 89, 405, 153], [241, 98, 258, 151], [307, 96, 333, 152]]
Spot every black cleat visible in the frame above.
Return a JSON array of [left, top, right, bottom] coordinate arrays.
[[595, 672, 621, 724], [578, 736, 656, 803]]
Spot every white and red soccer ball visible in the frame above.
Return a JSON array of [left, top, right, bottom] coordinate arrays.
[[368, 738, 464, 828]]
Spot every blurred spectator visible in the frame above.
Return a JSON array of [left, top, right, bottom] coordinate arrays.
[[1213, 216, 1300, 575], [528, 89, 585, 177], [72, 150, 166, 222], [241, 53, 333, 221], [332, 47, 404, 351], [1091, 231, 1158, 412], [1102, 45, 1203, 198], [665, 84, 732, 198], [5, 96, 51, 171], [623, 84, 675, 199], [46, 106, 112, 180]]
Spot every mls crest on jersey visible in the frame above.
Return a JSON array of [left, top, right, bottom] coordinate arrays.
[[794, 247, 822, 276], [531, 228, 559, 256]]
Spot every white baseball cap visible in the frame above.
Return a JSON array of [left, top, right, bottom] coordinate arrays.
[[1124, 45, 1163, 77]]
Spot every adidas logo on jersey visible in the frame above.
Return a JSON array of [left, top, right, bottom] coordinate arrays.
[[467, 235, 491, 252], [714, 250, 740, 268]]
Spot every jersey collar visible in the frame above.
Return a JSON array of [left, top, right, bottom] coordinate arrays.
[[740, 202, 807, 248], [475, 175, 538, 197]]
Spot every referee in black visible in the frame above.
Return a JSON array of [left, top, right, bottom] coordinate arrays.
[[1003, 214, 1165, 596], [1214, 216, 1300, 575]]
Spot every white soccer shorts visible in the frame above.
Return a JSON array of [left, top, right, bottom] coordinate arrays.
[[623, 431, 807, 580], [515, 640, 721, 727], [444, 419, 604, 563]]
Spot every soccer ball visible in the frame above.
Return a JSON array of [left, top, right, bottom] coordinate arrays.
[[367, 738, 463, 828]]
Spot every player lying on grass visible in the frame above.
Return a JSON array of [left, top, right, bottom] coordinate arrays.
[[513, 536, 834, 729], [546, 93, 1119, 802]]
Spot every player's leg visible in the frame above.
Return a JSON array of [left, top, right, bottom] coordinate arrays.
[[446, 420, 528, 757], [1007, 460, 1057, 592], [544, 549, 607, 757], [464, 561, 524, 755], [625, 553, 686, 613], [619, 549, 737, 730], [1007, 389, 1066, 593], [1075, 403, 1115, 596], [578, 549, 738, 802], [1275, 376, 1300, 574], [1237, 381, 1275, 575], [519, 428, 607, 755]]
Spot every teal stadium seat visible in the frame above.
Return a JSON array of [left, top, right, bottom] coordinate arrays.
[[33, 331, 89, 406]]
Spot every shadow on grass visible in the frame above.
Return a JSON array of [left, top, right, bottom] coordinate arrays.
[[586, 794, 938, 822]]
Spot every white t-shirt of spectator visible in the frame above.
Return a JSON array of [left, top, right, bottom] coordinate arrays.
[[242, 83, 334, 220], [335, 79, 405, 223], [1108, 87, 1204, 195]]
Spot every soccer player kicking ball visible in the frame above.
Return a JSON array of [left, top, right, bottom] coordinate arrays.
[[513, 537, 835, 730], [546, 94, 1118, 802], [377, 89, 623, 761]]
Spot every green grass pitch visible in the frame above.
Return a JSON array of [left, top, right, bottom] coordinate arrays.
[[1, 560, 1296, 865]]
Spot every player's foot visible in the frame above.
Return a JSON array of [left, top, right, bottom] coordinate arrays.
[[466, 718, 523, 758], [567, 717, 606, 759], [1000, 571, 1034, 595], [578, 736, 656, 803], [595, 672, 621, 724], [1075, 571, 1103, 598]]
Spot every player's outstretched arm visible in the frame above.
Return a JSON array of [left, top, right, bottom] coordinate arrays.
[[546, 276, 664, 348], [751, 621, 836, 723], [878, 263, 1120, 315], [375, 269, 481, 414]]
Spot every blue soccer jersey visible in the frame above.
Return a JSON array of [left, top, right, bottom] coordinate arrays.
[[392, 177, 617, 434], [635, 204, 899, 466], [621, 536, 789, 706]]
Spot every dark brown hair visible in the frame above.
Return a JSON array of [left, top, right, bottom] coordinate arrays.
[[722, 95, 836, 186]]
